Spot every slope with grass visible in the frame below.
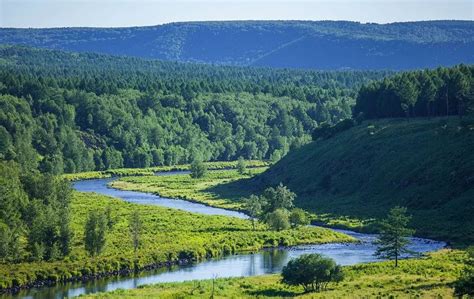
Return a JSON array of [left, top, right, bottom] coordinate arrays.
[[84, 249, 466, 298], [0, 189, 352, 291], [220, 117, 474, 246]]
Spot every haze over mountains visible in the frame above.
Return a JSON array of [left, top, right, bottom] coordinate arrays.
[[1, 20, 474, 70]]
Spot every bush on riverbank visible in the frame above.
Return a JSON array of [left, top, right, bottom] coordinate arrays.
[[82, 250, 466, 298]]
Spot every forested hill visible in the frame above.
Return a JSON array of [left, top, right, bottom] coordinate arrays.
[[239, 117, 474, 245], [227, 64, 474, 244], [0, 45, 387, 174], [1, 20, 474, 70]]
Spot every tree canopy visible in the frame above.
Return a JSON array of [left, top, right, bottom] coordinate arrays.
[[354, 65, 474, 119], [281, 253, 344, 292], [0, 45, 387, 173]]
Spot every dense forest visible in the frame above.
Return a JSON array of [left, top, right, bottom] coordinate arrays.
[[354, 65, 474, 119], [0, 161, 72, 263], [0, 45, 388, 174], [1, 21, 473, 70]]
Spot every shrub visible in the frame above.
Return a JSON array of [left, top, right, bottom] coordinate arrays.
[[281, 253, 344, 292], [289, 208, 310, 228], [190, 159, 207, 179], [454, 247, 474, 297], [265, 209, 290, 231]]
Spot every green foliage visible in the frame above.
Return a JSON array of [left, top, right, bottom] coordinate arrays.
[[355, 65, 474, 119], [241, 184, 297, 231], [375, 206, 415, 267], [0, 45, 384, 173], [282, 254, 344, 292], [454, 247, 474, 297], [0, 191, 353, 290], [261, 183, 295, 214], [129, 210, 142, 254], [265, 209, 290, 231], [0, 161, 72, 262], [235, 117, 474, 245], [243, 195, 263, 230], [289, 208, 310, 228], [83, 250, 465, 298], [112, 166, 268, 211], [190, 159, 207, 179], [236, 157, 246, 175], [84, 211, 107, 257]]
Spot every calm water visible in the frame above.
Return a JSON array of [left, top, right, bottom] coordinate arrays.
[[7, 175, 446, 299], [73, 176, 248, 219]]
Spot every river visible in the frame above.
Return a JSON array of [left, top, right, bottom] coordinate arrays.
[[8, 173, 446, 299]]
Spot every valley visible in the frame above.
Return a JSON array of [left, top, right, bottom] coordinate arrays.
[[0, 15, 473, 298]]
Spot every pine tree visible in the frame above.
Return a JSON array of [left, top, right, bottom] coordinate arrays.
[[375, 206, 415, 267]]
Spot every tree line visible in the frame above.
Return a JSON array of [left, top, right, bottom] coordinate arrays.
[[0, 160, 145, 263], [0, 161, 72, 262], [0, 45, 388, 174], [354, 65, 474, 119]]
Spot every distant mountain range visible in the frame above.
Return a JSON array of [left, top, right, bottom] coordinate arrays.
[[1, 20, 474, 70]]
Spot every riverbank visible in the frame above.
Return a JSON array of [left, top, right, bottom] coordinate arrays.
[[110, 167, 266, 211], [109, 167, 462, 246], [83, 249, 466, 298], [0, 190, 353, 293], [62, 160, 269, 181]]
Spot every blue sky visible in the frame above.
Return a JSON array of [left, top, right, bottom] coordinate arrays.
[[1, 0, 473, 28]]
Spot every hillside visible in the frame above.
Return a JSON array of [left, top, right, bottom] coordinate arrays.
[[1, 21, 474, 70], [0, 46, 388, 173], [235, 118, 474, 245]]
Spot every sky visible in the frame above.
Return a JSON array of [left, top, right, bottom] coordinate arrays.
[[1, 0, 473, 28]]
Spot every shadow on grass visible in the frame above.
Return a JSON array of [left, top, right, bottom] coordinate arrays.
[[246, 288, 301, 297], [204, 176, 266, 203]]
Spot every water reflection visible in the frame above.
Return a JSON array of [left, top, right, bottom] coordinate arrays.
[[8, 234, 445, 299], [3, 177, 446, 299]]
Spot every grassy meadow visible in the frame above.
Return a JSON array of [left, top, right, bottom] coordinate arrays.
[[111, 167, 267, 210], [208, 118, 474, 246], [0, 189, 352, 290], [84, 250, 466, 298]]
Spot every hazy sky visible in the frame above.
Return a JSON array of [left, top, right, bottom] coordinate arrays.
[[1, 0, 473, 28]]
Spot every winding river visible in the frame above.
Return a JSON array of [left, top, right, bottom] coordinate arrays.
[[9, 173, 446, 299]]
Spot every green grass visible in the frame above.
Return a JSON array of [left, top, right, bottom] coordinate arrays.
[[111, 168, 267, 210], [62, 160, 269, 181], [212, 117, 474, 246], [0, 189, 353, 290], [84, 249, 466, 298]]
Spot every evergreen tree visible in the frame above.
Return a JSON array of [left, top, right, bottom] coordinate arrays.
[[375, 206, 415, 267]]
